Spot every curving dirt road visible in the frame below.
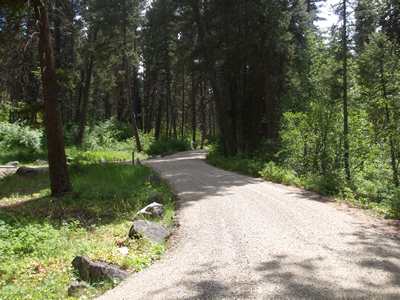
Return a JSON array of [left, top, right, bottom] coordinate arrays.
[[99, 149, 400, 299]]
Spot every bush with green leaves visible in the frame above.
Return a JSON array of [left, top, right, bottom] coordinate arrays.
[[0, 122, 42, 152], [146, 138, 191, 156], [259, 161, 300, 186], [82, 119, 120, 151], [63, 123, 80, 146], [207, 150, 263, 177]]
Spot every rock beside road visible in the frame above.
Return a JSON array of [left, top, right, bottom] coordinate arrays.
[[16, 166, 38, 176], [72, 255, 130, 283], [133, 202, 165, 220], [129, 220, 170, 244], [4, 161, 20, 167], [141, 174, 161, 185]]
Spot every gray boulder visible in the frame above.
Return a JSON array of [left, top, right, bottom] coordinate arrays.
[[141, 174, 161, 185], [129, 220, 170, 244], [72, 255, 130, 283], [100, 157, 107, 163], [16, 166, 37, 176], [133, 201, 165, 220], [34, 159, 47, 165], [5, 161, 20, 167]]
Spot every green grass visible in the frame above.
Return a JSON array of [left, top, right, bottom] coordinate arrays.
[[0, 147, 148, 166], [0, 162, 176, 299], [0, 149, 48, 166]]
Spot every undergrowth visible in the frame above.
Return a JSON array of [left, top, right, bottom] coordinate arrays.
[[206, 150, 400, 219], [0, 163, 176, 299], [146, 138, 192, 156]]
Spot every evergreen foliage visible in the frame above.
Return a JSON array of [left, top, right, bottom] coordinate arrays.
[[1, 0, 400, 216]]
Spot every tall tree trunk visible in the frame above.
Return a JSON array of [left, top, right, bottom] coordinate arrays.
[[74, 67, 85, 122], [200, 78, 206, 149], [192, 0, 236, 156], [166, 88, 169, 140], [147, 80, 157, 133], [252, 93, 263, 152], [123, 2, 142, 152], [125, 58, 142, 152], [262, 48, 276, 141], [155, 97, 163, 140], [33, 0, 71, 195], [77, 30, 97, 145], [77, 58, 95, 145], [181, 68, 185, 137], [133, 67, 143, 130], [144, 77, 150, 133], [343, 0, 350, 181], [171, 94, 178, 139], [191, 72, 196, 144]]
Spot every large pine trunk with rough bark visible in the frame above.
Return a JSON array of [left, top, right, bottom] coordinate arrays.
[[34, 0, 71, 196]]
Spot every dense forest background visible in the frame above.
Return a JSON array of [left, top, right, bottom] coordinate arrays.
[[1, 0, 400, 216]]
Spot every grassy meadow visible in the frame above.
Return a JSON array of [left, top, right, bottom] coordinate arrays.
[[0, 162, 176, 299]]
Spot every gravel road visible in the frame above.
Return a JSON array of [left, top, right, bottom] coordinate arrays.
[[99, 149, 400, 299]]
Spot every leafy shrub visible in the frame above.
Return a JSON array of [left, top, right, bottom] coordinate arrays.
[[146, 138, 191, 156], [259, 161, 299, 185], [63, 123, 80, 146], [82, 119, 120, 151], [113, 120, 134, 141], [0, 122, 42, 152], [206, 150, 263, 177], [304, 172, 342, 195]]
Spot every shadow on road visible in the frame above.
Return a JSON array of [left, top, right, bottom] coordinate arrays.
[[141, 149, 400, 299]]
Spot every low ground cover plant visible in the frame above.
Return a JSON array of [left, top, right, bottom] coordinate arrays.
[[0, 162, 176, 299]]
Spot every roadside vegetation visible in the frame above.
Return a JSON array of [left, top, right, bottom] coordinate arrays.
[[207, 140, 400, 220], [0, 121, 192, 166], [0, 121, 188, 299], [0, 161, 176, 299]]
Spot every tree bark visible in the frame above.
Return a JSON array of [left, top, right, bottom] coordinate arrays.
[[191, 72, 196, 144], [262, 49, 276, 142], [33, 0, 71, 196], [343, 0, 350, 181], [192, 0, 236, 156], [181, 68, 185, 137], [77, 57, 95, 145], [77, 30, 97, 145], [200, 78, 207, 149], [125, 58, 142, 152], [155, 97, 163, 140], [123, 1, 142, 152]]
